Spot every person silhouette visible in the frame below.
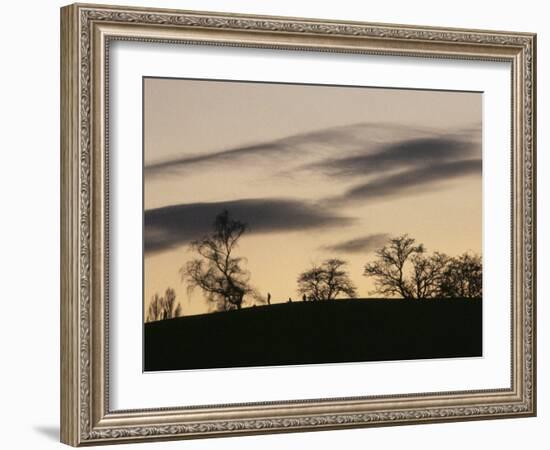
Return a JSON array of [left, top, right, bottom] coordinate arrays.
[[267, 292, 271, 305], [302, 294, 307, 302], [288, 297, 292, 303]]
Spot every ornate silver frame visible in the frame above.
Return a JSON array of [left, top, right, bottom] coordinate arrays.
[[60, 3, 536, 446]]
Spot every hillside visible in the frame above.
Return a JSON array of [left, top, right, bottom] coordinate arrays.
[[144, 298, 482, 371]]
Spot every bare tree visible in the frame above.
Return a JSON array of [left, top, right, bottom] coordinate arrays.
[[363, 235, 424, 299], [181, 210, 257, 311], [146, 288, 183, 322], [364, 235, 479, 300], [410, 252, 449, 299], [438, 253, 482, 299], [297, 259, 358, 301], [162, 288, 177, 319], [146, 293, 163, 322]]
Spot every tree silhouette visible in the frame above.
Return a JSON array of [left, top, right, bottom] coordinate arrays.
[[146, 288, 183, 322], [364, 235, 481, 300], [181, 210, 257, 311], [410, 252, 449, 299], [363, 235, 424, 299], [297, 258, 358, 301], [147, 293, 163, 322], [364, 235, 454, 299], [438, 253, 482, 299]]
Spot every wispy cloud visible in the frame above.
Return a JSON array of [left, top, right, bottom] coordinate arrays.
[[144, 122, 444, 178], [144, 123, 482, 254], [304, 135, 479, 178], [145, 198, 356, 254], [329, 158, 482, 205], [321, 233, 390, 254]]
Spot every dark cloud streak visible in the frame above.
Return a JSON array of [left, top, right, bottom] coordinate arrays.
[[145, 141, 289, 175], [306, 136, 479, 178], [322, 233, 390, 254], [331, 158, 482, 205], [145, 198, 355, 254], [144, 122, 445, 177]]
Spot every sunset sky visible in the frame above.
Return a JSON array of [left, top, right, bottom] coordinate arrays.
[[143, 77, 482, 317]]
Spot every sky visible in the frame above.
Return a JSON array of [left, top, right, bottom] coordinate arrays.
[[143, 77, 482, 317]]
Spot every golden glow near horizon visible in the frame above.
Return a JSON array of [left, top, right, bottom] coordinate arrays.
[[143, 78, 482, 318]]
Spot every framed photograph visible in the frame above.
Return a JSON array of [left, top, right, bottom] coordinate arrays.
[[60, 3, 536, 446]]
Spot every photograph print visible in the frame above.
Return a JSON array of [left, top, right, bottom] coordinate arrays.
[[143, 77, 482, 372]]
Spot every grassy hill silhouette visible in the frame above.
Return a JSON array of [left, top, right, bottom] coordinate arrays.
[[144, 298, 482, 371]]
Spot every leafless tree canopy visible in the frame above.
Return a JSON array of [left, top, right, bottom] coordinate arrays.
[[364, 234, 482, 299], [410, 252, 449, 299], [438, 253, 482, 298], [146, 288, 183, 322], [363, 235, 425, 298], [181, 210, 258, 311], [297, 258, 358, 301]]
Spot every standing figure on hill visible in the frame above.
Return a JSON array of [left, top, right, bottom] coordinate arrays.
[[267, 292, 271, 305], [302, 294, 307, 302]]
